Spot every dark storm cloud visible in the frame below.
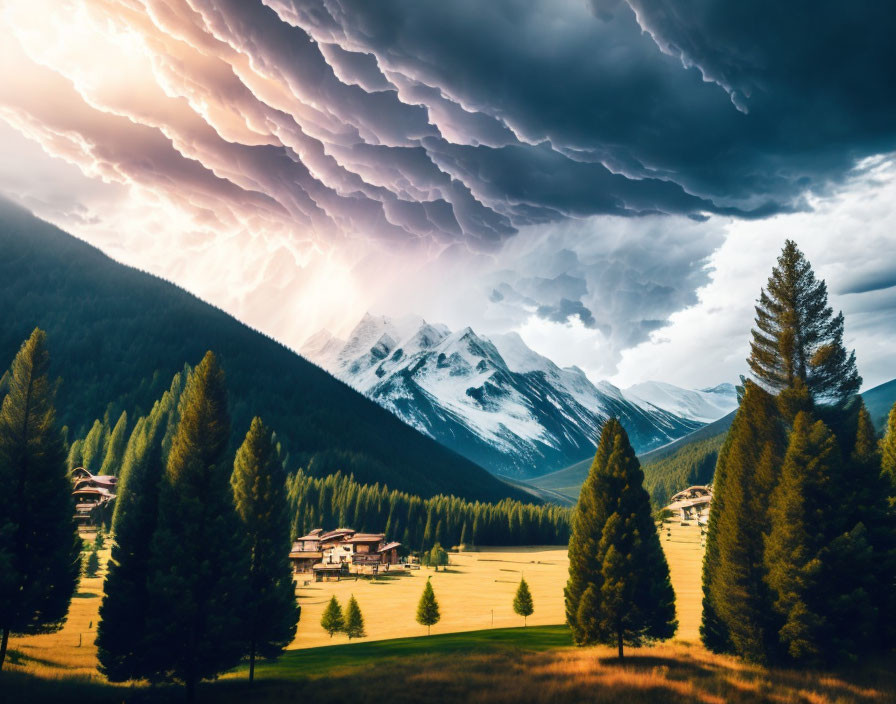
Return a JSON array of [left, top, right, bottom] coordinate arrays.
[[268, 0, 896, 222], [13, 0, 894, 257], [537, 298, 600, 330]]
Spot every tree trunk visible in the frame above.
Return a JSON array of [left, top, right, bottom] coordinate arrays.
[[0, 627, 9, 669], [617, 628, 624, 660], [249, 637, 256, 684]]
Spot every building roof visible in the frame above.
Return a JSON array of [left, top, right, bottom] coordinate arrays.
[[320, 528, 356, 541], [289, 551, 323, 560], [345, 533, 385, 544], [377, 542, 401, 552]]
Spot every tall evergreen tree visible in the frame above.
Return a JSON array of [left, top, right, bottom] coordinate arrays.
[[849, 403, 896, 649], [80, 419, 106, 473], [565, 419, 676, 658], [882, 402, 896, 508], [99, 411, 128, 476], [321, 596, 344, 637], [416, 578, 440, 635], [143, 351, 249, 699], [513, 577, 534, 626], [343, 596, 366, 639], [748, 240, 861, 404], [0, 329, 81, 669], [84, 546, 101, 578], [231, 417, 300, 683], [700, 381, 788, 662], [96, 408, 168, 681], [765, 413, 845, 663], [66, 439, 84, 471]]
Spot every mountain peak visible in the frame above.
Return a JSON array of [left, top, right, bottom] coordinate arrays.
[[302, 312, 720, 477]]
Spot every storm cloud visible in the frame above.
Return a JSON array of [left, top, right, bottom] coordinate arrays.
[[1, 0, 894, 384]]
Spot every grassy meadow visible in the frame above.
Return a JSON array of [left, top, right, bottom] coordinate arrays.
[[4, 523, 894, 702]]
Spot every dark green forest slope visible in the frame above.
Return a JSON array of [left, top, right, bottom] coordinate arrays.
[[0, 199, 527, 503]]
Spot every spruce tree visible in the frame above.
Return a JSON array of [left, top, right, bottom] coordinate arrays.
[[513, 577, 534, 626], [700, 381, 786, 662], [343, 596, 366, 639], [416, 578, 440, 635], [81, 419, 107, 474], [765, 412, 843, 663], [321, 596, 344, 637], [0, 329, 81, 669], [96, 409, 168, 681], [94, 526, 106, 550], [565, 419, 676, 658], [85, 546, 101, 578], [67, 439, 84, 471], [748, 240, 860, 404], [882, 402, 896, 508], [99, 411, 128, 476], [231, 417, 300, 683], [849, 403, 896, 650], [143, 351, 249, 699]]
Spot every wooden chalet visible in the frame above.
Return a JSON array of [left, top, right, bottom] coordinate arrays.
[[71, 467, 117, 527], [666, 485, 712, 525], [290, 526, 402, 579], [289, 529, 324, 574]]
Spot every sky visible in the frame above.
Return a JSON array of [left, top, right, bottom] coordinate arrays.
[[1, 0, 895, 390]]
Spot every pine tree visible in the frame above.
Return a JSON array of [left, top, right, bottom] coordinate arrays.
[[883, 402, 896, 508], [748, 240, 861, 404], [231, 417, 300, 683], [848, 403, 896, 650], [343, 596, 366, 639], [96, 406, 168, 682], [513, 577, 534, 626], [321, 596, 344, 637], [94, 526, 106, 550], [765, 412, 842, 664], [0, 329, 81, 669], [700, 381, 786, 662], [565, 418, 676, 658], [143, 351, 249, 699], [67, 439, 84, 471], [85, 546, 100, 578], [99, 411, 128, 476], [81, 419, 107, 474], [429, 543, 448, 571], [416, 578, 440, 635]]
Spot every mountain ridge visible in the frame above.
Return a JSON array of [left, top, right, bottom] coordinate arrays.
[[303, 314, 737, 478], [0, 198, 528, 504]]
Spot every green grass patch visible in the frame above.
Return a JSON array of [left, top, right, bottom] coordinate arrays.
[[240, 625, 572, 680]]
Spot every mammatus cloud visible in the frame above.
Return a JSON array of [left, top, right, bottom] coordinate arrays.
[[0, 0, 894, 385]]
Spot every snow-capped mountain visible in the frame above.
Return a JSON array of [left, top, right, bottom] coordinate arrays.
[[624, 381, 738, 424], [301, 313, 725, 478]]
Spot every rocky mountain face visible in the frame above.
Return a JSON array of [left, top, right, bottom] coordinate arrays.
[[302, 314, 734, 479]]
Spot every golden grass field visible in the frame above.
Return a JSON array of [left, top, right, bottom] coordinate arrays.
[[6, 521, 706, 678], [6, 522, 896, 702]]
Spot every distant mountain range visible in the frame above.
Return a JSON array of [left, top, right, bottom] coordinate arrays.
[[302, 314, 738, 478], [0, 199, 527, 504]]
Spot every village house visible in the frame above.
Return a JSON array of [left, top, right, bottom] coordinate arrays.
[[666, 485, 712, 525], [289, 527, 402, 581], [71, 467, 117, 528]]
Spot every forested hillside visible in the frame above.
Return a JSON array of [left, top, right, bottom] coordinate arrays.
[[0, 199, 527, 503]]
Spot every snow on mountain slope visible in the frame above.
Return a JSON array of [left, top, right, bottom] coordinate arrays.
[[302, 314, 715, 478], [624, 381, 738, 423]]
